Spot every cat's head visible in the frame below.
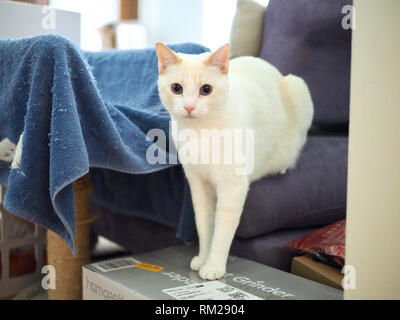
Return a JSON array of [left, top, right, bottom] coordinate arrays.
[[156, 43, 230, 120]]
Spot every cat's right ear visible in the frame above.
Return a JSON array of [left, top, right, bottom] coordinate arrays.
[[204, 43, 230, 74], [155, 42, 181, 74]]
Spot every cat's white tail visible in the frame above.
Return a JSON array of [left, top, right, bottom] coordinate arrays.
[[280, 74, 314, 134]]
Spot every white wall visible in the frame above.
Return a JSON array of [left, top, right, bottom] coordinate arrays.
[[139, 0, 204, 46], [50, 0, 118, 50], [0, 0, 80, 46], [201, 0, 237, 50], [139, 0, 238, 51], [345, 0, 400, 299]]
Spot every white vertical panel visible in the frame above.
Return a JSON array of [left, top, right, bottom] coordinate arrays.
[[0, 0, 81, 46], [345, 0, 400, 299]]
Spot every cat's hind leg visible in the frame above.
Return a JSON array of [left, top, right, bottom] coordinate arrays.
[[265, 74, 314, 175], [280, 74, 313, 135]]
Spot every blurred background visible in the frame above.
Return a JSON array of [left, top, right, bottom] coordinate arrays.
[[11, 0, 269, 51]]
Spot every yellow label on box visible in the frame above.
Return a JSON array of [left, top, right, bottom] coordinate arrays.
[[134, 262, 164, 272]]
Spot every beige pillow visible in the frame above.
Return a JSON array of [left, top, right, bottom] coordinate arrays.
[[230, 0, 267, 58]]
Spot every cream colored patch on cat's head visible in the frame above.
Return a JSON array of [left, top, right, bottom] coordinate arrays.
[[156, 43, 230, 120]]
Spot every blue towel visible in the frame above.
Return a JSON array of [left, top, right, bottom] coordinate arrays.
[[0, 34, 208, 253]]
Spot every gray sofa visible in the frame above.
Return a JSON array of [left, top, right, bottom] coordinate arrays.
[[91, 0, 351, 272]]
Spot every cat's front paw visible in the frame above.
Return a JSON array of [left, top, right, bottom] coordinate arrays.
[[199, 263, 226, 280], [190, 256, 205, 271]]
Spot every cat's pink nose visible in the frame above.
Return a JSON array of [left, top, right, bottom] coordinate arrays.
[[184, 105, 195, 114]]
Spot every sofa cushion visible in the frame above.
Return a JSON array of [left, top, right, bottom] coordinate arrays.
[[237, 135, 347, 239], [230, 0, 267, 58], [259, 0, 352, 125], [232, 228, 318, 272]]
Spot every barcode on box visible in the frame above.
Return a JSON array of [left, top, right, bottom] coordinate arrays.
[[92, 257, 140, 272], [217, 286, 235, 293], [162, 280, 263, 300]]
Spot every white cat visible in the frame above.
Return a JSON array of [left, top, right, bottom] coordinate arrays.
[[155, 43, 313, 280]]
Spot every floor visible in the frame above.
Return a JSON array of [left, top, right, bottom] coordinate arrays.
[[12, 236, 128, 300]]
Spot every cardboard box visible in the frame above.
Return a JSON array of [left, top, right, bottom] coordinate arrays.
[[291, 255, 344, 290], [83, 245, 342, 300]]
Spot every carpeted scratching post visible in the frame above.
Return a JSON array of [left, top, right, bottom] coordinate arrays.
[[47, 174, 95, 300]]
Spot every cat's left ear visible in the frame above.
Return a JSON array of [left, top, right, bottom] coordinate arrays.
[[204, 43, 231, 74], [155, 42, 182, 74]]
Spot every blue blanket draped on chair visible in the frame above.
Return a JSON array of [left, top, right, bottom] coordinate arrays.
[[0, 35, 208, 253]]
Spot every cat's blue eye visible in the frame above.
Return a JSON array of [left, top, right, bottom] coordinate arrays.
[[199, 84, 213, 96], [171, 83, 183, 94]]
